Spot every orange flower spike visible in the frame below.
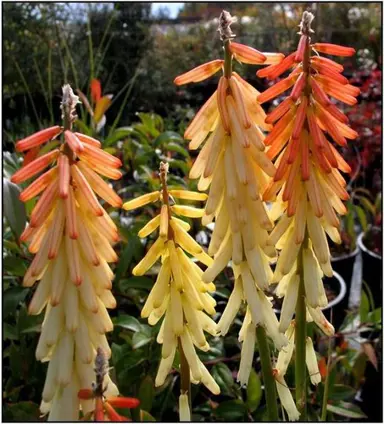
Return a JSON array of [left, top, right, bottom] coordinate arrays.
[[11, 149, 60, 184], [29, 179, 58, 228], [290, 72, 307, 101], [273, 148, 290, 182], [15, 126, 62, 152], [71, 165, 104, 217], [217, 76, 231, 134], [230, 42, 266, 64], [19, 167, 58, 202], [65, 186, 78, 239], [265, 97, 294, 124], [58, 155, 70, 199], [310, 77, 331, 107], [286, 137, 301, 165], [311, 55, 344, 73], [95, 397, 105, 422], [291, 96, 308, 141], [257, 73, 298, 104], [79, 143, 122, 169], [20, 224, 37, 243], [228, 77, 251, 129], [64, 130, 84, 153], [320, 107, 358, 140], [74, 132, 102, 148], [295, 35, 308, 62], [312, 42, 356, 57], [257, 52, 296, 79], [266, 123, 294, 160], [282, 159, 301, 202], [174, 59, 224, 85], [107, 397, 140, 409]]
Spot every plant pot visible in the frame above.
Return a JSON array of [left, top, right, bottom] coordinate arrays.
[[272, 271, 347, 330], [331, 246, 359, 311], [357, 227, 382, 307]]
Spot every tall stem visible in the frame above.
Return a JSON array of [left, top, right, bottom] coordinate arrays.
[[256, 326, 279, 421], [223, 40, 232, 78], [295, 234, 308, 419]]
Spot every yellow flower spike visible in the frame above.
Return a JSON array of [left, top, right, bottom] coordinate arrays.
[[122, 191, 160, 211], [129, 163, 220, 412]]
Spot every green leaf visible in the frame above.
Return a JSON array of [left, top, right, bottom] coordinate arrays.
[[154, 131, 183, 148], [4, 323, 18, 340], [358, 196, 376, 217], [164, 141, 189, 157], [4, 256, 28, 276], [4, 286, 29, 317], [105, 126, 133, 146], [246, 369, 262, 412], [368, 307, 381, 324], [74, 119, 92, 135], [354, 205, 368, 232], [119, 276, 154, 292], [214, 399, 247, 421], [132, 331, 152, 350], [138, 375, 155, 412], [328, 384, 355, 401], [113, 315, 142, 332], [211, 363, 234, 396], [3, 178, 26, 238], [327, 402, 367, 419], [359, 291, 369, 323]]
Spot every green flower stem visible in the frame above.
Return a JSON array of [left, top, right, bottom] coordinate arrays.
[[295, 236, 308, 419], [223, 40, 232, 78], [321, 334, 332, 421], [256, 326, 279, 421]]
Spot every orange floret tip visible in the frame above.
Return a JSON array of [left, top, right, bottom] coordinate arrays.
[[15, 126, 62, 152], [257, 52, 296, 79], [78, 389, 94, 400], [107, 397, 140, 409], [257, 74, 298, 104], [11, 149, 60, 184], [104, 402, 124, 422], [265, 97, 294, 124], [174, 59, 224, 85], [312, 43, 356, 57], [230, 42, 266, 64]]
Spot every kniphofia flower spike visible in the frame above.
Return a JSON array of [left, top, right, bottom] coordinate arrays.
[[258, 10, 358, 332], [77, 348, 140, 422], [123, 163, 220, 418], [12, 85, 122, 420], [175, 10, 288, 388], [257, 12, 358, 419]]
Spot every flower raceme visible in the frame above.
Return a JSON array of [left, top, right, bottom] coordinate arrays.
[[257, 17, 359, 336], [175, 34, 288, 387], [123, 164, 220, 397], [11, 85, 122, 420]]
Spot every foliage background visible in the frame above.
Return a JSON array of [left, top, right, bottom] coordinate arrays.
[[2, 2, 382, 421]]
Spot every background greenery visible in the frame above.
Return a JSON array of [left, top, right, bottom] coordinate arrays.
[[3, 2, 382, 421]]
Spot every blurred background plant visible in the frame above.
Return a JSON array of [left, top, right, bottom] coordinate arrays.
[[3, 2, 382, 421]]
